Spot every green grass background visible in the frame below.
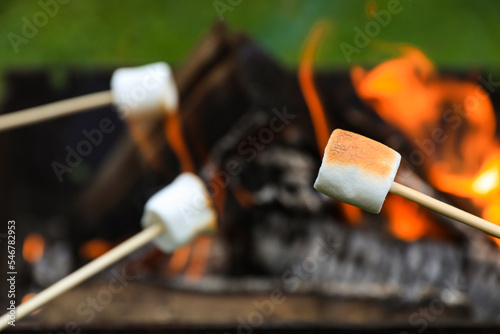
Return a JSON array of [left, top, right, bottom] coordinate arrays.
[[0, 0, 499, 84]]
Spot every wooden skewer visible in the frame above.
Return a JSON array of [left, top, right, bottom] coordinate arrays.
[[390, 182, 500, 239], [0, 91, 113, 132], [0, 223, 163, 331]]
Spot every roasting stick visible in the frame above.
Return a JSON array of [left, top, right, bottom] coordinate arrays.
[[0, 62, 178, 132], [0, 223, 162, 331], [0, 173, 216, 331], [314, 129, 500, 239], [0, 91, 113, 131]]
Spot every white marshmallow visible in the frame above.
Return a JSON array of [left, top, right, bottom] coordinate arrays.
[[314, 129, 401, 214], [141, 173, 217, 253], [111, 62, 178, 118]]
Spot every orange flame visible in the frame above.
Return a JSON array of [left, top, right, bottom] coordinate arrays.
[[165, 235, 214, 279], [384, 195, 449, 241], [165, 244, 192, 276], [184, 235, 213, 281], [298, 22, 332, 154], [299, 23, 363, 225], [23, 234, 44, 264], [165, 113, 195, 173], [79, 239, 113, 260], [352, 46, 500, 244]]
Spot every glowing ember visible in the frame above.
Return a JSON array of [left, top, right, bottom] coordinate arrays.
[[232, 184, 254, 209], [351, 47, 441, 140], [165, 113, 195, 173], [165, 244, 191, 276], [185, 236, 213, 281], [79, 239, 113, 260], [21, 293, 41, 315], [22, 234, 44, 264]]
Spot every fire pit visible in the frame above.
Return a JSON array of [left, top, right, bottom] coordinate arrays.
[[1, 24, 500, 333]]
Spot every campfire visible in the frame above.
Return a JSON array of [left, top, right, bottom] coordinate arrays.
[[1, 24, 500, 332], [351, 46, 500, 247]]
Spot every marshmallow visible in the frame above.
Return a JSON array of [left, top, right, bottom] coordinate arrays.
[[314, 129, 401, 214], [111, 62, 178, 117], [141, 173, 217, 252]]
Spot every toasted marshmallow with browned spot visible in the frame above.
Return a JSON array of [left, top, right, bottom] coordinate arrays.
[[314, 129, 401, 214]]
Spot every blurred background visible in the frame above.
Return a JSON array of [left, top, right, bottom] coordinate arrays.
[[1, 0, 499, 73]]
